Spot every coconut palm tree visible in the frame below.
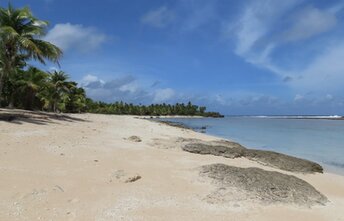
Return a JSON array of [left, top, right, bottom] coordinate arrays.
[[0, 4, 62, 106], [65, 82, 87, 113], [39, 71, 74, 112], [16, 67, 48, 110]]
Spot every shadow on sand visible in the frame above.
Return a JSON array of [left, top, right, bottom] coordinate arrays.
[[0, 108, 89, 125]]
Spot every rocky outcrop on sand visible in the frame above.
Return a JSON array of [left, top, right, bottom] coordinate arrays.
[[200, 164, 328, 206], [182, 141, 323, 173], [245, 149, 323, 174]]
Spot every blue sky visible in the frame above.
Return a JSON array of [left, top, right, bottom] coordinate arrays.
[[3, 0, 344, 115]]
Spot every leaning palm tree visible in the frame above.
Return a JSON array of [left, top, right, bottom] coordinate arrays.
[[0, 4, 62, 106]]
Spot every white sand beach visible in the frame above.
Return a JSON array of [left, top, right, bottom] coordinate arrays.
[[1, 111, 344, 221]]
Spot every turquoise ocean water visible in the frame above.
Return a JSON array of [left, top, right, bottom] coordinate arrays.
[[162, 117, 344, 174]]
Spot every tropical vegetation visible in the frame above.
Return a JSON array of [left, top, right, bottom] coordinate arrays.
[[0, 4, 223, 117], [85, 100, 223, 117]]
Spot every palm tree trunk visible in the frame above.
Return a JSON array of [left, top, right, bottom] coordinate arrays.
[[0, 76, 3, 107], [8, 94, 14, 109], [25, 89, 34, 110]]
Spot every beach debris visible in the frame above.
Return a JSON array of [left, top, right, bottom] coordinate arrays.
[[109, 170, 141, 183], [200, 164, 328, 206], [127, 136, 142, 142], [183, 141, 323, 173], [54, 185, 64, 193], [124, 175, 142, 183]]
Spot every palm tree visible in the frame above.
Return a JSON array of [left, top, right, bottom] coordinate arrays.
[[65, 83, 87, 113], [0, 4, 62, 106], [0, 38, 6, 105], [16, 67, 48, 110], [39, 71, 74, 112]]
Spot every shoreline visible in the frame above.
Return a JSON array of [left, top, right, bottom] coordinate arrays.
[[155, 116, 344, 176], [1, 111, 344, 220], [138, 115, 206, 119], [226, 115, 344, 120]]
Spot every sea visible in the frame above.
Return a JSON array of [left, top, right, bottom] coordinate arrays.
[[159, 116, 344, 175]]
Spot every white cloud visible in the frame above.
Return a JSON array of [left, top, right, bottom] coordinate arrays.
[[294, 94, 304, 101], [81, 74, 101, 85], [78, 73, 344, 114], [81, 74, 149, 103], [44, 23, 107, 52], [153, 88, 175, 103], [79, 74, 178, 104], [292, 41, 344, 92], [141, 6, 175, 28], [283, 6, 337, 42], [119, 82, 139, 93], [229, 0, 299, 56], [228, 0, 344, 94]]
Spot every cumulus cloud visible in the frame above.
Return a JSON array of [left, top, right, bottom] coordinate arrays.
[[141, 6, 175, 28], [44, 23, 107, 52], [80, 74, 145, 103], [81, 74, 103, 85], [80, 74, 178, 104]]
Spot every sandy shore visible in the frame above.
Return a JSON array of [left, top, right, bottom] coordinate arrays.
[[1, 111, 344, 221]]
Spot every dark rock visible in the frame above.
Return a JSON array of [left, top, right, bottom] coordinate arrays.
[[125, 175, 141, 183], [183, 143, 245, 159], [200, 164, 328, 206], [182, 142, 323, 173], [127, 136, 142, 142], [158, 121, 192, 130], [246, 149, 323, 174]]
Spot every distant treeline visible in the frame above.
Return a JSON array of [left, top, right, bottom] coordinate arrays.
[[0, 5, 223, 118], [86, 100, 224, 117]]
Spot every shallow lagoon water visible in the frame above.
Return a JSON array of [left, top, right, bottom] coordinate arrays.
[[163, 117, 344, 174]]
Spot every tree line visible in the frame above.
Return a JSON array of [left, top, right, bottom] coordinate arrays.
[[86, 100, 223, 117], [0, 5, 223, 117]]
